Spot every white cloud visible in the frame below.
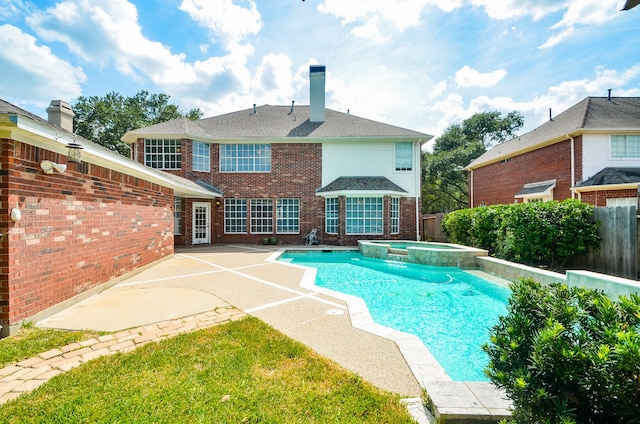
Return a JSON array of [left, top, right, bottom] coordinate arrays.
[[430, 81, 448, 99], [471, 0, 564, 21], [0, 24, 86, 105], [178, 0, 262, 49], [455, 66, 507, 88], [26, 0, 257, 109], [317, 0, 454, 41]]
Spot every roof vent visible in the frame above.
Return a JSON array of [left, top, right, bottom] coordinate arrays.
[[607, 89, 612, 101], [289, 100, 295, 115]]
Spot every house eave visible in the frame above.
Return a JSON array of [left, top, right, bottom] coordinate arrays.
[[573, 182, 640, 193], [315, 190, 408, 197]]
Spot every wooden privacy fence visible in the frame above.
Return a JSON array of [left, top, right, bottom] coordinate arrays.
[[567, 206, 638, 280], [421, 213, 448, 242]]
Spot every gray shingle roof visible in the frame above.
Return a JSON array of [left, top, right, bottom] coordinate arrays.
[[576, 167, 640, 187], [122, 105, 431, 142], [316, 176, 408, 194], [515, 180, 557, 197], [467, 97, 640, 169]]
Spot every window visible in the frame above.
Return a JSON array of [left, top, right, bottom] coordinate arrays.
[[251, 199, 273, 233], [346, 197, 383, 235], [174, 197, 182, 235], [611, 135, 640, 159], [145, 139, 181, 169], [224, 199, 247, 233], [276, 199, 300, 234], [395, 142, 413, 171], [325, 198, 339, 234], [192, 141, 210, 172], [606, 197, 637, 207], [390, 197, 400, 234], [220, 144, 271, 172]]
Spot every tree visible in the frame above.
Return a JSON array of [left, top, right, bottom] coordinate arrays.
[[422, 111, 524, 213], [73, 91, 203, 156]]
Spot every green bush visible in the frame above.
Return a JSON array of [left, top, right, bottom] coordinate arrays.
[[484, 278, 640, 423], [441, 200, 600, 269]]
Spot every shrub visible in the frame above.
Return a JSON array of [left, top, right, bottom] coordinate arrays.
[[484, 278, 640, 423], [442, 200, 600, 269]]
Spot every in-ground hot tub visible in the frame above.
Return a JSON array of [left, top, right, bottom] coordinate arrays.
[[358, 240, 488, 268]]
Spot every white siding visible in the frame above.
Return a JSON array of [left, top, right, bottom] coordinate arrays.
[[322, 141, 419, 197], [582, 134, 640, 182]]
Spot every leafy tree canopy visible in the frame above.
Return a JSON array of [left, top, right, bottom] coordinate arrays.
[[72, 91, 203, 156], [422, 110, 524, 213]]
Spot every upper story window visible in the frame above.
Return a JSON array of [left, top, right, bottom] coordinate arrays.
[[395, 142, 413, 171], [192, 141, 210, 172], [611, 135, 640, 159], [145, 139, 181, 169], [220, 144, 271, 172]]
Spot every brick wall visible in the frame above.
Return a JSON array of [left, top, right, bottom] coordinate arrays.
[[132, 139, 419, 246], [579, 188, 637, 206], [1, 139, 174, 335], [471, 137, 583, 206]]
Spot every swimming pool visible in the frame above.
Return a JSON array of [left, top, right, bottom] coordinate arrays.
[[278, 250, 510, 381]]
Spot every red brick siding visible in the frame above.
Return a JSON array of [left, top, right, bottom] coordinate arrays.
[[1, 139, 173, 334], [471, 137, 583, 206], [132, 139, 418, 245], [580, 189, 637, 206]]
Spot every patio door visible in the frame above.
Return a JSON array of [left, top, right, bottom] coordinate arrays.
[[192, 202, 210, 244]]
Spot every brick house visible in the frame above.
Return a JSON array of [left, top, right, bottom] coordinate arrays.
[[122, 66, 432, 246], [0, 99, 219, 337], [466, 96, 640, 207]]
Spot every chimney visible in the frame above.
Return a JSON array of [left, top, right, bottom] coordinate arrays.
[[46, 100, 75, 132], [309, 65, 326, 123]]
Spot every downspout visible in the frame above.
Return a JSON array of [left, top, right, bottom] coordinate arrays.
[[568, 134, 575, 199], [415, 140, 421, 241], [469, 169, 474, 207]]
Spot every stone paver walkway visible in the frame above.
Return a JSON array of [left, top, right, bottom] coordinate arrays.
[[0, 306, 246, 406]]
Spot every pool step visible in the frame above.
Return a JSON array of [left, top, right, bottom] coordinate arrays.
[[387, 253, 408, 262]]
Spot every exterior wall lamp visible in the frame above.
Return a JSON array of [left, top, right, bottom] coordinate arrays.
[[40, 160, 67, 174], [66, 142, 83, 163]]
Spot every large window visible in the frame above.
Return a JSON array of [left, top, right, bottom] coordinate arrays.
[[220, 144, 271, 172], [395, 142, 413, 171], [276, 199, 300, 234], [251, 199, 273, 233], [224, 199, 247, 233], [390, 197, 400, 234], [192, 141, 210, 172], [174, 197, 182, 235], [145, 139, 181, 169], [611, 135, 640, 159], [325, 198, 339, 234], [346, 197, 383, 235]]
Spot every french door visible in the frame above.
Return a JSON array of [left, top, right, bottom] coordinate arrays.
[[192, 202, 210, 244]]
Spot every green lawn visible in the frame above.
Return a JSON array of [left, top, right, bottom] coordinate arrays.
[[0, 317, 416, 423]]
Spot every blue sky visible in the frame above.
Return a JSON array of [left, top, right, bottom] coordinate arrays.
[[1, 0, 639, 148]]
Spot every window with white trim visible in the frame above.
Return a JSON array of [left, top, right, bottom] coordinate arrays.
[[390, 197, 400, 234], [220, 144, 271, 172], [145, 139, 181, 169], [224, 199, 247, 233], [395, 142, 413, 171], [346, 197, 383, 235], [611, 135, 640, 159], [174, 197, 182, 235], [251, 199, 273, 233], [276, 199, 300, 234], [606, 197, 637, 207], [192, 141, 210, 172], [325, 198, 338, 234]]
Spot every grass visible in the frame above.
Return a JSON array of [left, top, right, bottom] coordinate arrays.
[[0, 323, 99, 368], [0, 317, 416, 423]]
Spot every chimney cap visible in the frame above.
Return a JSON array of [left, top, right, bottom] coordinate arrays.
[[310, 65, 326, 73]]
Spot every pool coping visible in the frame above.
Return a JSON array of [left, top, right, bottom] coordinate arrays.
[[268, 248, 512, 423]]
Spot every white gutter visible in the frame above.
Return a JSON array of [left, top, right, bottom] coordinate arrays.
[[469, 169, 474, 207], [415, 140, 421, 241]]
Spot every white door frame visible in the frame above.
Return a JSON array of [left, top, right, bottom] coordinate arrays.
[[192, 202, 211, 244]]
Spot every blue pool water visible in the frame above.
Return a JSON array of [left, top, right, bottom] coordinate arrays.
[[279, 250, 510, 381]]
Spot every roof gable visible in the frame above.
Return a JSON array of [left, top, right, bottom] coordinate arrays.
[[468, 97, 640, 169]]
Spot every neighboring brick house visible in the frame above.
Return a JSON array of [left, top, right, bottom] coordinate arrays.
[[0, 99, 219, 337], [466, 96, 640, 207], [122, 66, 433, 246]]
